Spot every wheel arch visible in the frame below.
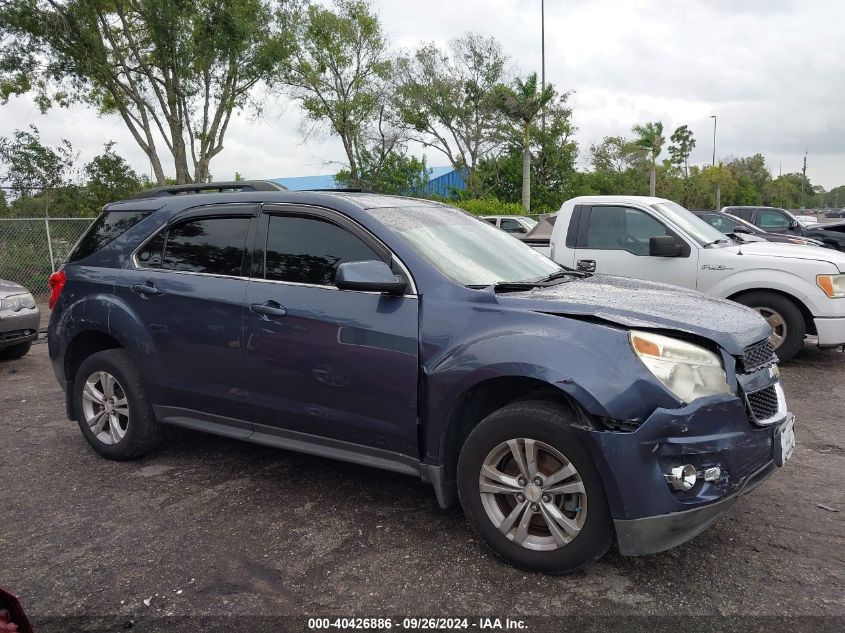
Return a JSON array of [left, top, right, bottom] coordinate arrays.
[[726, 287, 816, 336], [64, 329, 124, 419], [430, 375, 601, 509]]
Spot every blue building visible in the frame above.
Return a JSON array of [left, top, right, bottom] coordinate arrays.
[[270, 166, 465, 197]]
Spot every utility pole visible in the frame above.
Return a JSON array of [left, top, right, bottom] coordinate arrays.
[[710, 115, 720, 210], [541, 0, 546, 132], [801, 148, 807, 210]]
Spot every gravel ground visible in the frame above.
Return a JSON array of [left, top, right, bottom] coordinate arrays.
[[0, 339, 843, 632]]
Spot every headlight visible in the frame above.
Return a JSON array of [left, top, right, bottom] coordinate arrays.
[[817, 274, 845, 298], [0, 293, 37, 312], [630, 330, 731, 403]]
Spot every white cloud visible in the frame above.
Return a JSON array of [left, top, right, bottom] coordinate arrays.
[[1, 0, 842, 189]]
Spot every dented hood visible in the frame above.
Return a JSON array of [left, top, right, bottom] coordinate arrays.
[[496, 274, 771, 355]]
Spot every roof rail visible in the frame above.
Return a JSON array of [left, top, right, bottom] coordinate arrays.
[[129, 180, 288, 199]]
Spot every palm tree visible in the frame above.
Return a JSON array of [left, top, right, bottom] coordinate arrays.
[[495, 73, 556, 210], [632, 121, 665, 196]]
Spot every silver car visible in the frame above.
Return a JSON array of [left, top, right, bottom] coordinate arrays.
[[0, 279, 40, 359]]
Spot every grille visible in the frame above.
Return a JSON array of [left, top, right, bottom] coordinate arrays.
[[738, 339, 776, 373], [746, 386, 779, 421]]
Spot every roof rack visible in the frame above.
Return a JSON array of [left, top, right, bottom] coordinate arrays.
[[129, 180, 288, 199]]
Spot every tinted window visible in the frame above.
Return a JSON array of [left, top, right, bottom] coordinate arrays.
[[757, 209, 790, 230], [699, 213, 740, 234], [68, 210, 151, 262], [264, 215, 381, 286], [136, 231, 166, 268], [587, 206, 669, 255], [500, 219, 526, 233], [483, 218, 497, 225], [162, 217, 249, 276]]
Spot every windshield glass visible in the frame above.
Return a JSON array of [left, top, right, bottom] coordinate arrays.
[[369, 205, 562, 286], [522, 217, 538, 228], [651, 201, 728, 246]]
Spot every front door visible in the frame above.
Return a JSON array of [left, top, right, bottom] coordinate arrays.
[[243, 206, 420, 457], [115, 205, 257, 422], [755, 208, 797, 235], [572, 204, 699, 289]]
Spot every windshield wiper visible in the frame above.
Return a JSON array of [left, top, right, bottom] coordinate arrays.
[[491, 269, 588, 293], [532, 268, 591, 282]]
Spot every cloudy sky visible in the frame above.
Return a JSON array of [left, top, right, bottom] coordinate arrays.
[[1, 0, 843, 188]]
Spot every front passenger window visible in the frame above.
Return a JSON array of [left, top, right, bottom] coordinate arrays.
[[264, 215, 383, 286]]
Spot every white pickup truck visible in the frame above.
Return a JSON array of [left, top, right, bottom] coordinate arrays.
[[546, 195, 845, 361]]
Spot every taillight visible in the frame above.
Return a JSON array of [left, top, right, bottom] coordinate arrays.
[[48, 269, 66, 309]]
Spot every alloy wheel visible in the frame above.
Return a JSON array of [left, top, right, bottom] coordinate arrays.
[[478, 438, 587, 551], [81, 371, 129, 445], [755, 307, 787, 350]]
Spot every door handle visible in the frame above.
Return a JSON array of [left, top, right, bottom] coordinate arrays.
[[576, 259, 596, 273], [250, 301, 287, 318], [131, 281, 161, 297]]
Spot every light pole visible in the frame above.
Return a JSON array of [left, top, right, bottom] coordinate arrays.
[[710, 115, 720, 210]]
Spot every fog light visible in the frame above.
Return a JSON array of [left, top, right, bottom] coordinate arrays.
[[665, 464, 697, 491]]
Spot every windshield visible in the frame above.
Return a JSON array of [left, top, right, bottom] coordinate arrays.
[[651, 201, 728, 246], [369, 205, 562, 286], [521, 217, 538, 228]]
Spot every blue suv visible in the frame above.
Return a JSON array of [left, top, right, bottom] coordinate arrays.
[[48, 182, 795, 573]]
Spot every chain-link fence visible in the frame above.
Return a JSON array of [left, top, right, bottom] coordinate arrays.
[[0, 217, 95, 298]]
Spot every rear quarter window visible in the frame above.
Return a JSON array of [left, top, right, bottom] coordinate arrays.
[[67, 210, 151, 263]]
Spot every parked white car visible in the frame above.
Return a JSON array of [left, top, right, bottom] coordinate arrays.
[[547, 195, 845, 361], [794, 215, 819, 226], [480, 215, 537, 236]]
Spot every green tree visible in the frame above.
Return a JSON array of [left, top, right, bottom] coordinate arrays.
[[632, 121, 665, 196], [278, 0, 394, 184], [478, 93, 577, 211], [0, 0, 292, 184], [335, 149, 428, 194], [0, 125, 76, 197], [83, 142, 143, 209], [396, 33, 508, 196], [667, 125, 695, 178], [492, 73, 555, 210]]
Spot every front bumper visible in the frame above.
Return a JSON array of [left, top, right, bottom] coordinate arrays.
[[813, 315, 845, 347], [615, 458, 777, 556], [577, 382, 791, 556], [0, 308, 40, 349]]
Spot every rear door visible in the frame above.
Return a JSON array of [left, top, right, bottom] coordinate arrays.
[[572, 204, 699, 289], [243, 205, 420, 457], [115, 204, 257, 424]]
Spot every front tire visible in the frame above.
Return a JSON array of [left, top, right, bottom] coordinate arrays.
[[72, 349, 163, 460], [734, 291, 805, 362], [457, 400, 613, 574], [0, 341, 32, 360]]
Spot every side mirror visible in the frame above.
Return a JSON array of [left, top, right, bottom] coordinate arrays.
[[335, 260, 407, 294], [649, 235, 683, 257], [789, 221, 800, 230]]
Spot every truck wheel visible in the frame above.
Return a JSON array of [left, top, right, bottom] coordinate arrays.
[[72, 349, 163, 460], [0, 341, 32, 360], [457, 400, 613, 574], [735, 291, 805, 362]]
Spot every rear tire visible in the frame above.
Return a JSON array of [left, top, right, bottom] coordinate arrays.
[[734, 291, 805, 362], [457, 400, 613, 574], [0, 341, 32, 360], [72, 349, 163, 460]]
